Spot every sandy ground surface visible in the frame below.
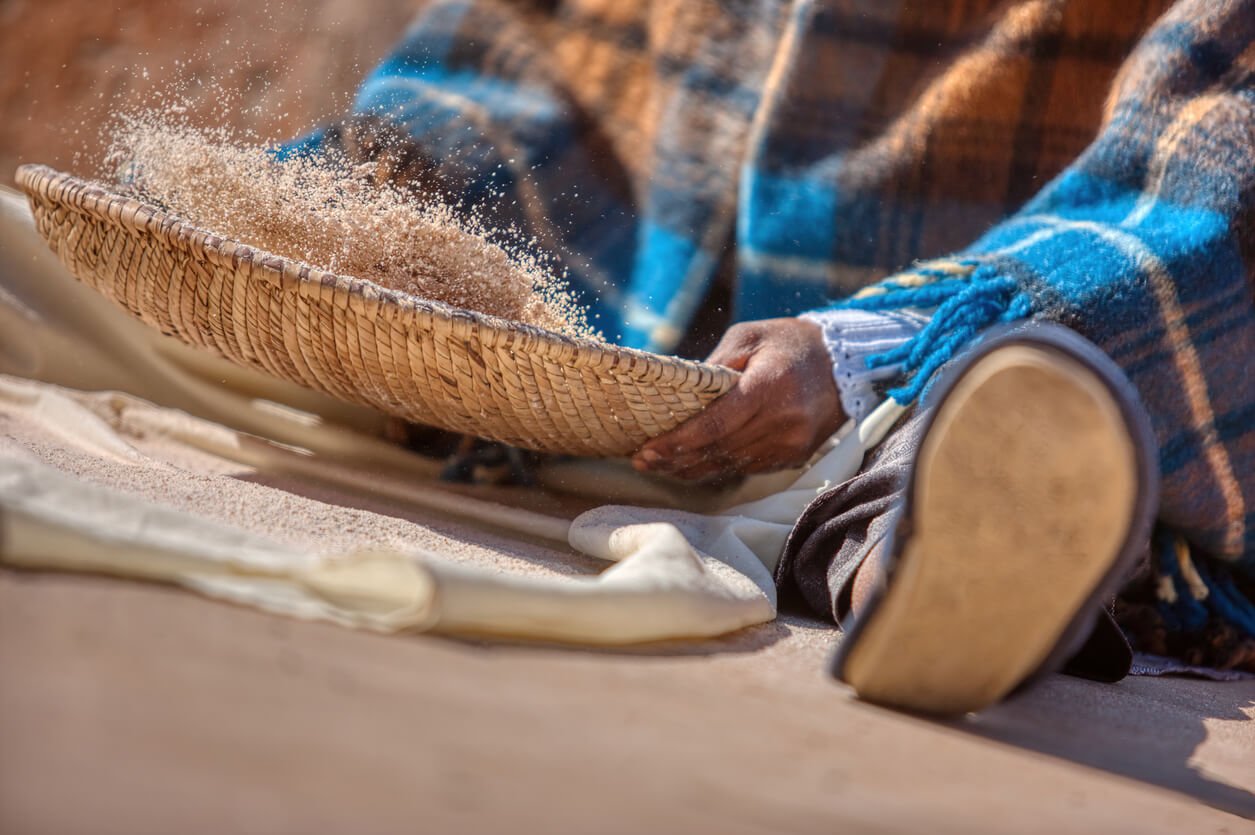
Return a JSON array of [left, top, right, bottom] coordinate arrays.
[[3, 573, 1254, 834], [1, 393, 1254, 833]]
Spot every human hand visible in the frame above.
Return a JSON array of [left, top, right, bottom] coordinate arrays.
[[632, 318, 844, 481]]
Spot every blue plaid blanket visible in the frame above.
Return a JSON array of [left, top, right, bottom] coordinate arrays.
[[288, 0, 1255, 664]]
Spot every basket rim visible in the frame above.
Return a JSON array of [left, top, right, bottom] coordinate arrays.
[[15, 163, 738, 390]]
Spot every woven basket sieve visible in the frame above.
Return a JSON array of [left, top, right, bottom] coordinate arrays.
[[15, 165, 737, 457]]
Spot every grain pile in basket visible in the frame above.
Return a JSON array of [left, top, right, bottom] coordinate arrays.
[[105, 114, 593, 338]]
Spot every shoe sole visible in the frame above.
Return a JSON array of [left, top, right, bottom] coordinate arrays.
[[838, 345, 1140, 716]]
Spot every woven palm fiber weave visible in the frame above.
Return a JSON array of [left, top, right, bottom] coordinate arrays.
[[15, 165, 737, 456]]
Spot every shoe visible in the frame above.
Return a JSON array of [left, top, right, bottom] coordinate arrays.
[[830, 323, 1158, 716]]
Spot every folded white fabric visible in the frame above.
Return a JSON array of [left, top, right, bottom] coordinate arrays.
[[0, 445, 766, 642], [0, 385, 904, 644], [565, 398, 907, 626]]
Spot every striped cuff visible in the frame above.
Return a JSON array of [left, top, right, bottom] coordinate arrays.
[[799, 308, 930, 422]]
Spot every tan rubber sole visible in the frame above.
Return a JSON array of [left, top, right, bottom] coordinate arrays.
[[841, 345, 1139, 716]]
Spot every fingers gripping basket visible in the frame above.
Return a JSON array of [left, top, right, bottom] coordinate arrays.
[[15, 165, 737, 457]]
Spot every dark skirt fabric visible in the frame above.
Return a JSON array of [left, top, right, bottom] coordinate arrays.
[[774, 407, 925, 628]]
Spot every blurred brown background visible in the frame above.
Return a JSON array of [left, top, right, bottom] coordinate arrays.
[[0, 0, 420, 185]]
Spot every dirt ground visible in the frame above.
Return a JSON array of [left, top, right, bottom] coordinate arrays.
[[0, 363, 1251, 833], [0, 389, 1252, 833], [2, 567, 1253, 834]]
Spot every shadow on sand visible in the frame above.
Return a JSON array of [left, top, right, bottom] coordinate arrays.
[[950, 670, 1255, 817]]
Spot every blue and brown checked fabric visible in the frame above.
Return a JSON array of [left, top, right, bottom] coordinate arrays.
[[289, 0, 1255, 665]]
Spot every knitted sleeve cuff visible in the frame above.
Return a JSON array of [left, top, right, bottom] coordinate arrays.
[[799, 307, 931, 422]]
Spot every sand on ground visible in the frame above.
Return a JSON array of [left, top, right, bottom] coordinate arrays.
[[1, 368, 1254, 833]]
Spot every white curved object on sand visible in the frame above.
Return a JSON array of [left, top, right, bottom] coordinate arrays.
[[0, 374, 900, 643]]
